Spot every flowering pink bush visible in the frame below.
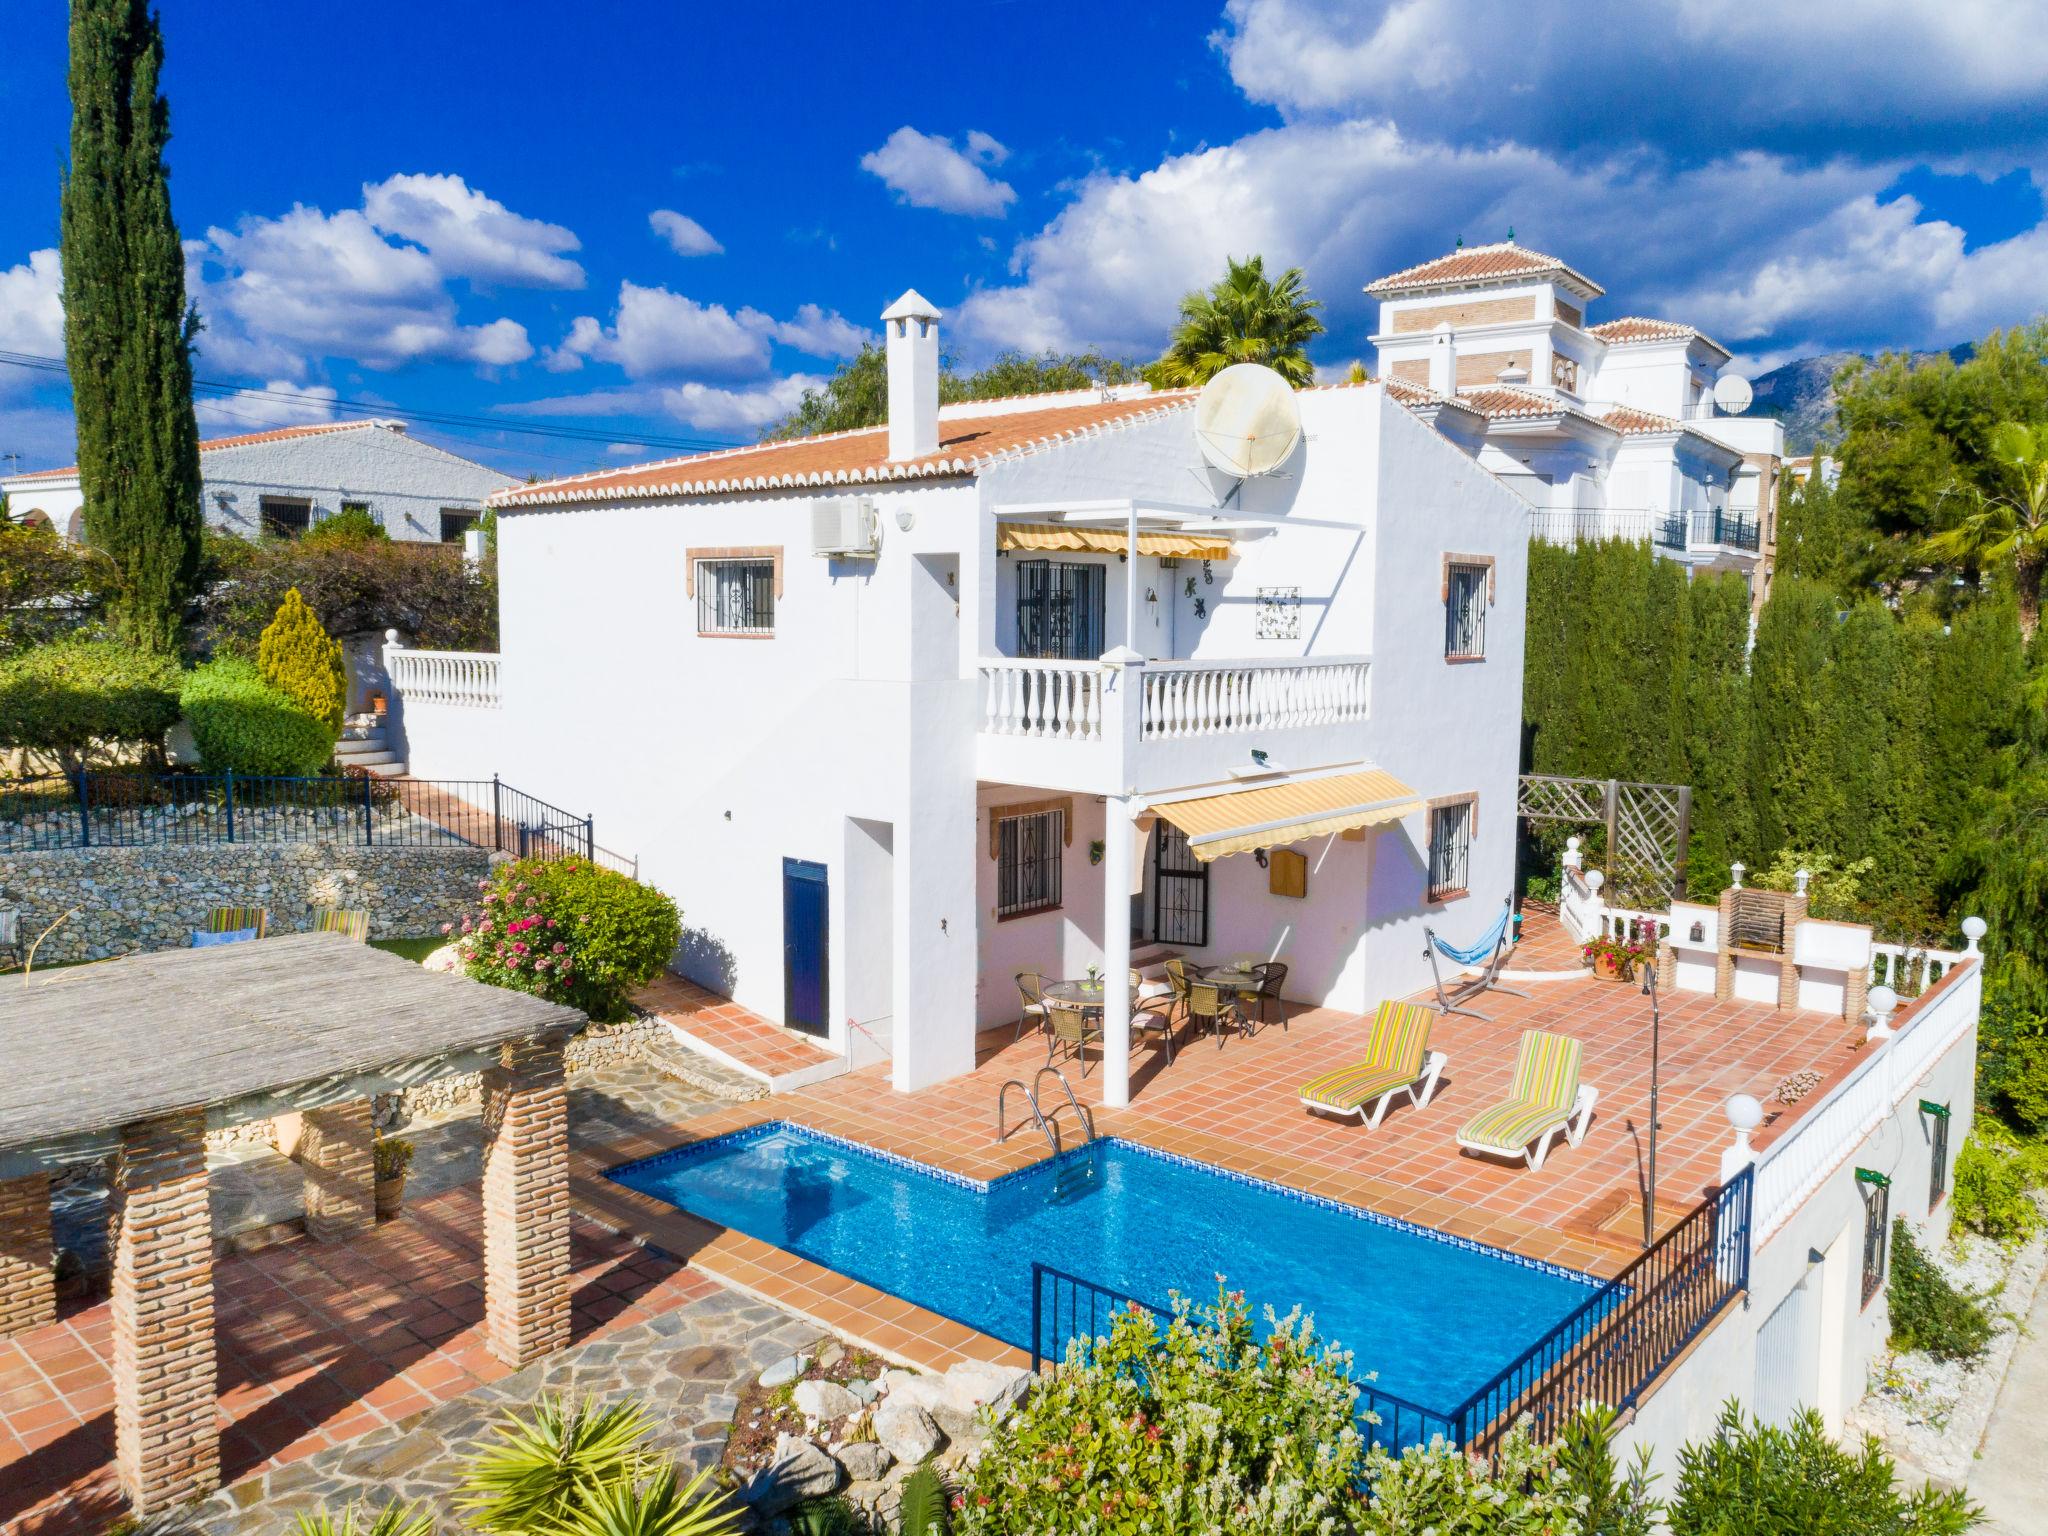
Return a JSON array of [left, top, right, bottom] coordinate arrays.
[[450, 856, 680, 1020]]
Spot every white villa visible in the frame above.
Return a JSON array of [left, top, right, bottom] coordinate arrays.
[[396, 290, 1531, 1104], [1370, 242, 1787, 609], [1, 418, 510, 544]]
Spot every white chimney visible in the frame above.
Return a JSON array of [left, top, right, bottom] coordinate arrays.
[[882, 289, 942, 461], [1428, 322, 1457, 396]]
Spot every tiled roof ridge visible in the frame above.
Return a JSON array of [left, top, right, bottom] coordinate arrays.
[[492, 392, 1198, 508], [1589, 316, 1732, 358], [1366, 241, 1605, 299]]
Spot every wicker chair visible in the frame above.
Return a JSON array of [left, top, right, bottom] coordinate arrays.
[[1187, 981, 1240, 1049], [310, 908, 371, 943], [1014, 970, 1051, 1042], [1162, 956, 1194, 1026], [203, 906, 268, 939], [1241, 961, 1290, 1034], [1043, 999, 1102, 1077]]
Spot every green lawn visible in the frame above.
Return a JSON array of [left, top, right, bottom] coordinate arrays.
[[369, 936, 446, 964]]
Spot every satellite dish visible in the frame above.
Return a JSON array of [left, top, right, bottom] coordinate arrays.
[[1712, 374, 1754, 415], [1193, 364, 1302, 479]]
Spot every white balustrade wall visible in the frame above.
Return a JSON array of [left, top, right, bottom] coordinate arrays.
[[388, 647, 502, 708], [1140, 656, 1370, 739], [978, 660, 1103, 741], [1749, 962, 1981, 1243]]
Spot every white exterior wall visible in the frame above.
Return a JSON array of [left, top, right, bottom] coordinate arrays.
[[1621, 970, 1978, 1480], [2, 424, 510, 544]]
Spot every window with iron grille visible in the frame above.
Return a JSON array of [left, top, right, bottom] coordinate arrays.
[[1015, 559, 1106, 659], [1859, 1171, 1890, 1306], [439, 509, 478, 543], [1924, 1101, 1951, 1208], [696, 558, 776, 635], [996, 808, 1064, 919], [1427, 801, 1471, 902], [1445, 563, 1487, 659], [260, 496, 312, 539]]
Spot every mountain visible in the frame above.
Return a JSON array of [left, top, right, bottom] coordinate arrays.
[[1749, 344, 1974, 455]]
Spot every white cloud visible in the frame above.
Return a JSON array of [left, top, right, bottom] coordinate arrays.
[[545, 283, 769, 379], [656, 375, 820, 433], [860, 127, 1018, 217], [0, 249, 64, 365], [362, 173, 583, 288], [194, 203, 536, 370], [649, 209, 724, 257], [195, 381, 341, 434], [1214, 0, 2048, 165], [761, 303, 870, 358]]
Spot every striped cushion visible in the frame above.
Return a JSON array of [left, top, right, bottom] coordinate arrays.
[[1298, 1000, 1435, 1109], [1459, 1030, 1581, 1151], [311, 908, 369, 942], [206, 906, 268, 938]]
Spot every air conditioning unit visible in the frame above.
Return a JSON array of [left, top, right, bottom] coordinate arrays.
[[811, 497, 880, 558]]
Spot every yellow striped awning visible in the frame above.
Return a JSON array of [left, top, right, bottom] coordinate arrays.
[[1153, 769, 1423, 862], [998, 521, 1232, 561]]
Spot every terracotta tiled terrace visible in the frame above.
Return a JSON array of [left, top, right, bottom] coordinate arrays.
[[575, 967, 1878, 1361], [635, 973, 839, 1087], [0, 1188, 721, 1536]]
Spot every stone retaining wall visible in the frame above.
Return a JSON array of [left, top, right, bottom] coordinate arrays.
[[0, 842, 495, 963]]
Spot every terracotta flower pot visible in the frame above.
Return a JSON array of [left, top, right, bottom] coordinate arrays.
[[1592, 952, 1631, 982], [374, 1172, 407, 1220]]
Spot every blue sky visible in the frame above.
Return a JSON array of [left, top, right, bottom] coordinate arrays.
[[2, 0, 2045, 480]]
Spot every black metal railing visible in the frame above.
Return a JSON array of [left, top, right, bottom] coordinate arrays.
[[0, 771, 593, 862], [1446, 1167, 1753, 1456], [1527, 510, 1662, 546], [1029, 1262, 1457, 1454], [1028, 1168, 1752, 1462], [1658, 510, 1761, 552]]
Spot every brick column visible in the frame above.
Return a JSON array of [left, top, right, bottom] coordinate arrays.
[[1778, 895, 1809, 1011], [1843, 962, 1870, 1026], [482, 1036, 569, 1367], [1715, 888, 1737, 1001], [111, 1109, 216, 1514], [297, 1101, 375, 1242], [0, 1171, 56, 1339]]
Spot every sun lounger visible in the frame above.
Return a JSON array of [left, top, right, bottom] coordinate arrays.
[[1298, 1000, 1446, 1129], [310, 907, 370, 942], [1455, 1028, 1597, 1170]]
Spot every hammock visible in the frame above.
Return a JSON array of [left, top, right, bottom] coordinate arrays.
[[1430, 903, 1514, 967]]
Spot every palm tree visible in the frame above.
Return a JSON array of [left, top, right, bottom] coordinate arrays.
[[1144, 256, 1325, 389], [1926, 421, 2048, 640]]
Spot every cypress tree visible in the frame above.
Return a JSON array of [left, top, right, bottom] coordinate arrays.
[[257, 587, 347, 734], [1748, 578, 1839, 863], [1681, 571, 1755, 894], [61, 0, 203, 655]]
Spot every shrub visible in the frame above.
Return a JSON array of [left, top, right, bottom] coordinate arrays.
[[453, 857, 681, 1021], [1668, 1403, 1982, 1535], [259, 586, 348, 733], [462, 1394, 657, 1533], [292, 1503, 433, 1536], [0, 524, 110, 654], [958, 1283, 1367, 1536], [304, 505, 389, 544], [0, 637, 183, 770], [195, 533, 497, 655], [1359, 1413, 1657, 1535], [1887, 1218, 1994, 1360], [180, 656, 336, 776], [1951, 1127, 2045, 1243], [372, 1135, 415, 1182]]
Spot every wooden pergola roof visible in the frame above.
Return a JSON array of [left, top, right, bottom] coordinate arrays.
[[0, 934, 585, 1164]]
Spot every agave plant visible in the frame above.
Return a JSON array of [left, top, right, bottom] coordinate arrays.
[[549, 1461, 741, 1536], [292, 1503, 434, 1536], [461, 1395, 658, 1533]]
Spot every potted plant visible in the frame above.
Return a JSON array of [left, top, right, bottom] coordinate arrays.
[[1583, 933, 1650, 982], [374, 1135, 415, 1219]]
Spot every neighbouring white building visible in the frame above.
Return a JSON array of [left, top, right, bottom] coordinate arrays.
[[396, 289, 1532, 1102], [1370, 242, 1787, 610], [1, 419, 510, 544]]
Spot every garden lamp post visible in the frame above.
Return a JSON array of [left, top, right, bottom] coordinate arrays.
[[1640, 953, 1663, 1249]]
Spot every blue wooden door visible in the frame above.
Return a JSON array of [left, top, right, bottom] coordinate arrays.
[[782, 858, 829, 1037]]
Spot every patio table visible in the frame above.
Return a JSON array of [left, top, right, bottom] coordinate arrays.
[[1043, 977, 1141, 1011]]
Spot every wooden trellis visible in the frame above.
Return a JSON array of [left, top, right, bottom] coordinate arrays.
[[1519, 774, 1692, 908]]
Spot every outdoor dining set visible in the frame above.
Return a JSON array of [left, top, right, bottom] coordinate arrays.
[[1012, 956, 1290, 1075]]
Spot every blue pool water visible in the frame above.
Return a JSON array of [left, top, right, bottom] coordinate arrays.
[[609, 1124, 1600, 1413]]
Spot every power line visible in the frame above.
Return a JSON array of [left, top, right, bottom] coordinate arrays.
[[0, 349, 743, 457]]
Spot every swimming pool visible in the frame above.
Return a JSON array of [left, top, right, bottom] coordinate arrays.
[[610, 1123, 1601, 1416]]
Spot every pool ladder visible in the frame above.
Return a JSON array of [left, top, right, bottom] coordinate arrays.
[[996, 1066, 1096, 1156]]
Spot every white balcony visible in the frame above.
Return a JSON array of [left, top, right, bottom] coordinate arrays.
[[976, 653, 1372, 793]]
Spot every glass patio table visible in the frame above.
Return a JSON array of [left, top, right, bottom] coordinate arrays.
[[1042, 977, 1142, 1011]]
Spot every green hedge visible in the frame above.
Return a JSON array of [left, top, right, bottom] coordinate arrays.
[[180, 656, 337, 776], [0, 637, 183, 769], [455, 856, 680, 1021]]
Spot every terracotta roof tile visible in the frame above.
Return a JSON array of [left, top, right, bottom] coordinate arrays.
[[492, 393, 1196, 508], [1589, 317, 1731, 358], [5, 419, 400, 482], [1366, 241, 1605, 298], [1599, 404, 1685, 435]]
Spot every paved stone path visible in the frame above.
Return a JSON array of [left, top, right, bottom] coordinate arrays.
[[1969, 1267, 2048, 1531], [194, 1287, 818, 1534]]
